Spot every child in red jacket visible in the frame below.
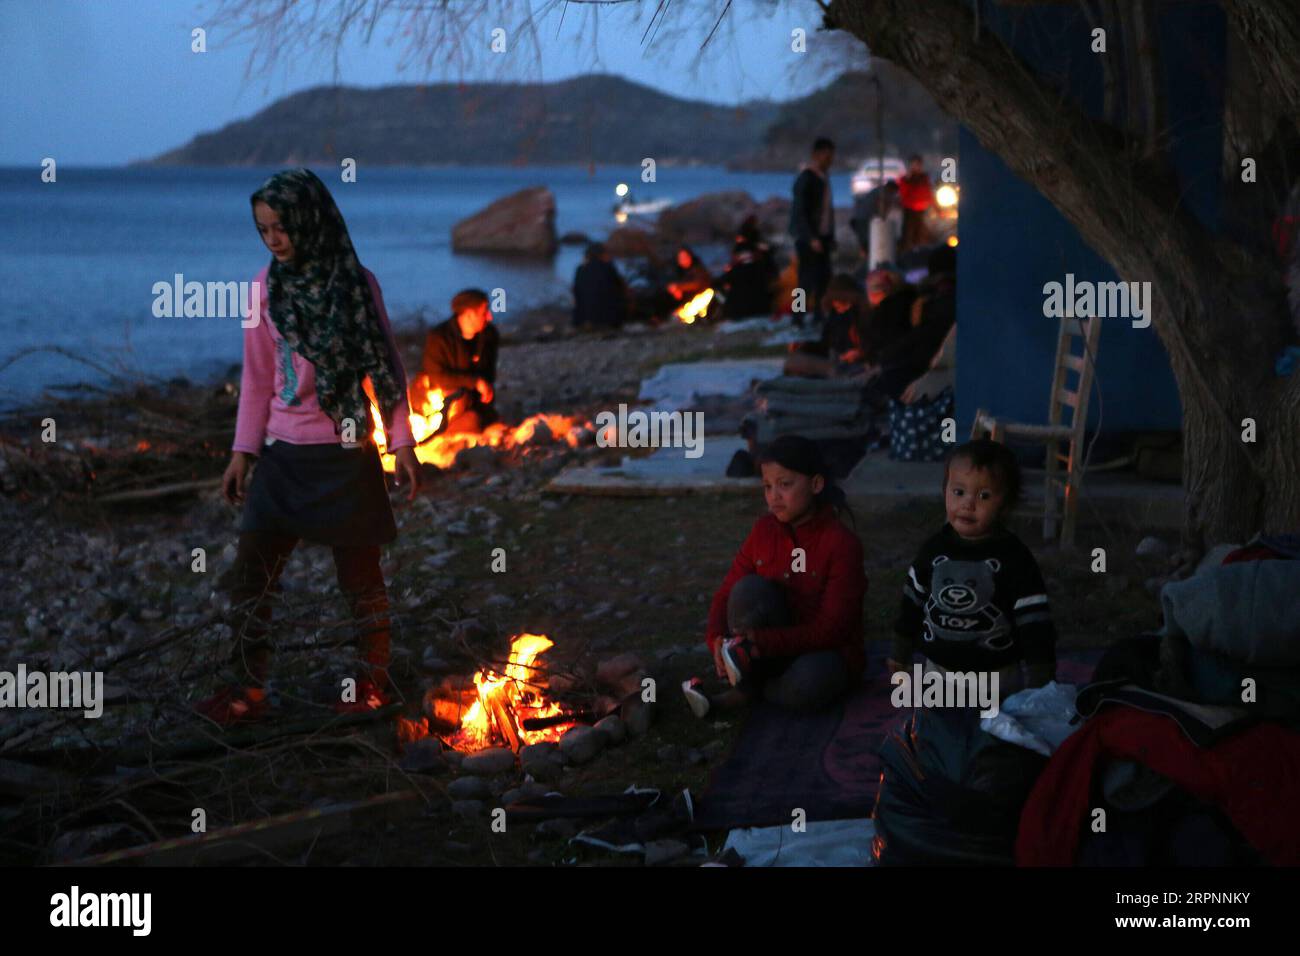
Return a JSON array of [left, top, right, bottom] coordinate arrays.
[[684, 435, 868, 717]]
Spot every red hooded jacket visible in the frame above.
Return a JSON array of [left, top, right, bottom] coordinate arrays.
[[706, 504, 868, 677]]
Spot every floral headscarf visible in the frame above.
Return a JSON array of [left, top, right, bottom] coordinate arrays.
[[251, 168, 404, 440]]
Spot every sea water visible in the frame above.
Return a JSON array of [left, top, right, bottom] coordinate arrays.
[[0, 164, 818, 408]]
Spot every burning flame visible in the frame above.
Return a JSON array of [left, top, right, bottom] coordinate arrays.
[[447, 633, 574, 752], [676, 288, 714, 324], [368, 378, 586, 472]]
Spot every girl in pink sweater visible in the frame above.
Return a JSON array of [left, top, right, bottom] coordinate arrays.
[[197, 168, 421, 725]]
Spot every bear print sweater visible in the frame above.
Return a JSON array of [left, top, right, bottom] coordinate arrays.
[[893, 524, 1056, 681]]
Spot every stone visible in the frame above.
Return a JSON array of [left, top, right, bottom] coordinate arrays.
[[500, 787, 525, 806], [455, 445, 500, 471], [559, 725, 607, 766], [399, 738, 448, 774], [686, 748, 707, 766], [656, 190, 758, 244], [644, 839, 690, 866], [451, 186, 557, 256], [534, 817, 579, 840], [656, 744, 683, 764], [519, 780, 557, 799], [521, 742, 565, 782], [1135, 536, 1170, 558], [447, 775, 492, 800], [595, 652, 646, 687], [603, 224, 662, 259], [620, 694, 655, 738], [451, 799, 486, 820], [461, 747, 516, 776], [593, 714, 627, 745]]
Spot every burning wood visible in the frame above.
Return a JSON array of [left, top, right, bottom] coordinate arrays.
[[414, 633, 578, 754], [369, 388, 588, 472], [675, 287, 715, 324]]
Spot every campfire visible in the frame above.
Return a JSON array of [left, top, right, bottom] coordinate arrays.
[[675, 287, 714, 324], [400, 633, 578, 753], [368, 381, 588, 471]]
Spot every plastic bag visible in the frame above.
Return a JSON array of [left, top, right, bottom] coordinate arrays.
[[872, 706, 1046, 865]]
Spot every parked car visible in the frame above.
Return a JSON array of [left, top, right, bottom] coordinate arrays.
[[851, 157, 907, 195]]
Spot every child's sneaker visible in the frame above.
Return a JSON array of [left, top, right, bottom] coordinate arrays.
[[333, 678, 390, 715], [721, 637, 757, 688], [681, 677, 711, 719], [194, 685, 268, 726]]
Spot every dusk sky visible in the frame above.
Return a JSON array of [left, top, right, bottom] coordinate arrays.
[[3, 0, 856, 166]]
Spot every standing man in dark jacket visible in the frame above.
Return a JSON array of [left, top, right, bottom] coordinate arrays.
[[415, 288, 500, 435], [789, 137, 837, 327]]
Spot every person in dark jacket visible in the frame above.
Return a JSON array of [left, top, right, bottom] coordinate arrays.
[[857, 269, 916, 366], [572, 243, 627, 330], [861, 249, 955, 405], [788, 137, 837, 326], [653, 245, 714, 321], [415, 288, 500, 434], [784, 274, 867, 378], [719, 239, 778, 319]]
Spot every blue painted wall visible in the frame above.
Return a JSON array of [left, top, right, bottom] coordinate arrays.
[[954, 3, 1226, 433]]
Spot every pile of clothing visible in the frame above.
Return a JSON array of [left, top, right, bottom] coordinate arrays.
[[1019, 534, 1300, 866], [873, 533, 1300, 867]]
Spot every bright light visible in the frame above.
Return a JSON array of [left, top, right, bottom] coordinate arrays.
[[947, 235, 959, 247], [936, 184, 959, 208], [615, 183, 629, 198]]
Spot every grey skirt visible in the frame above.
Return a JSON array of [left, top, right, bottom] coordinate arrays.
[[239, 439, 397, 547]]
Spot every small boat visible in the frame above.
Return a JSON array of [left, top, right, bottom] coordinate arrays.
[[613, 197, 672, 217]]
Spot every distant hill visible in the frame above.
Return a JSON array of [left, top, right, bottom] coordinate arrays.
[[146, 74, 780, 167], [742, 64, 959, 167], [144, 70, 955, 169]]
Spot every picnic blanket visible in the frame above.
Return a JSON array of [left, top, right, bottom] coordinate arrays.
[[691, 647, 1101, 831]]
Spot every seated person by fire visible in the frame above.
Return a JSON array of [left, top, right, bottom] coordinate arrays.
[[411, 288, 500, 435]]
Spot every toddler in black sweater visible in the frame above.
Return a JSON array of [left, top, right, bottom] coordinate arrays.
[[891, 440, 1057, 691]]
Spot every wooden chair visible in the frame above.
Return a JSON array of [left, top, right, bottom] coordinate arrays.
[[971, 312, 1101, 546]]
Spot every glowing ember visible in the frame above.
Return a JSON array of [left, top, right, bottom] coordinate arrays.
[[446, 633, 575, 752], [676, 287, 714, 324]]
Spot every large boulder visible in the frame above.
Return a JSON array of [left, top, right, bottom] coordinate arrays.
[[655, 190, 758, 244], [603, 225, 663, 260], [754, 195, 792, 245], [452, 186, 557, 256]]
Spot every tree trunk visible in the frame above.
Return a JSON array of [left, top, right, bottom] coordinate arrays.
[[827, 0, 1300, 543]]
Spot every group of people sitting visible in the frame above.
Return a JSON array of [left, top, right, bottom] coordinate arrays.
[[572, 216, 782, 330], [785, 243, 957, 409]]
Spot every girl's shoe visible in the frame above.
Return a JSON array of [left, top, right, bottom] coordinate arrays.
[[194, 686, 268, 726], [721, 637, 757, 688], [333, 678, 390, 714], [682, 677, 711, 719]]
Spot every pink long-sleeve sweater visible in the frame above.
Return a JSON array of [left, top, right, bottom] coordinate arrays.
[[232, 265, 416, 455]]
